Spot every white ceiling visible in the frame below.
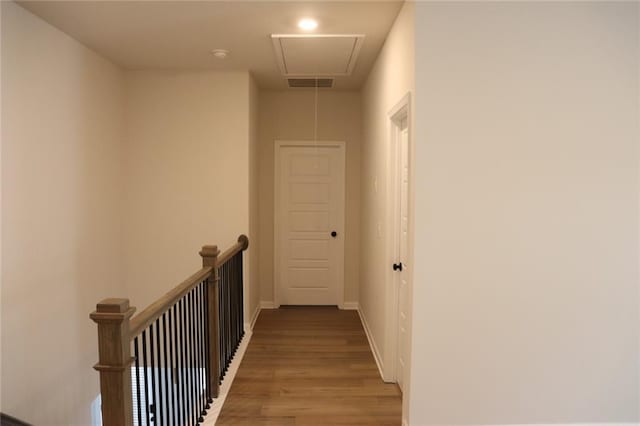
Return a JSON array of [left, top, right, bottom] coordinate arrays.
[[17, 1, 404, 90]]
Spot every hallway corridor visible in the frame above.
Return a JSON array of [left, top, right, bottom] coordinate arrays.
[[217, 307, 402, 425]]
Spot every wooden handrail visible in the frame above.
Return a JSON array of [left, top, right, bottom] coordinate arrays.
[[91, 234, 249, 425], [0, 413, 32, 426], [128, 266, 213, 338], [217, 234, 249, 267]]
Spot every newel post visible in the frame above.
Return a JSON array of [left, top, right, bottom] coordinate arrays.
[[90, 298, 136, 426], [238, 234, 249, 251], [200, 245, 221, 399]]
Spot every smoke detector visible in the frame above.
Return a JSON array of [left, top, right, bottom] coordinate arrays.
[[211, 49, 229, 59]]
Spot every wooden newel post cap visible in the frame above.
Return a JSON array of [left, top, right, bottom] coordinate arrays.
[[200, 245, 220, 267], [90, 298, 136, 321], [97, 298, 130, 313], [238, 234, 249, 251]]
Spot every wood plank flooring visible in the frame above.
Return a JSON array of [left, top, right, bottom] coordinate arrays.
[[216, 307, 402, 425]]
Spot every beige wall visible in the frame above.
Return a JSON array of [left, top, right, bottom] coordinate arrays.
[[1, 2, 125, 424], [248, 75, 260, 323], [411, 2, 639, 424], [2, 10, 258, 422], [359, 2, 414, 421], [122, 70, 251, 311], [258, 90, 361, 305]]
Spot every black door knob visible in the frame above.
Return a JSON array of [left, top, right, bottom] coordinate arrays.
[[331, 231, 337, 238], [393, 263, 403, 271]]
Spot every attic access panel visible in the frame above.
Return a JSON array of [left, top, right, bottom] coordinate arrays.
[[271, 34, 365, 77]]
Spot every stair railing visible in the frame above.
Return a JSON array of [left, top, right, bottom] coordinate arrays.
[[90, 235, 248, 426]]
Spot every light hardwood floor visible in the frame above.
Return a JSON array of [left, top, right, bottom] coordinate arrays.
[[216, 307, 402, 425]]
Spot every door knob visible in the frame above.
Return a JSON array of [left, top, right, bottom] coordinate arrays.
[[331, 231, 337, 238], [393, 263, 403, 271]]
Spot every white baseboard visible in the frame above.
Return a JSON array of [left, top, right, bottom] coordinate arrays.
[[404, 423, 638, 426], [356, 308, 385, 381], [341, 301, 359, 310], [201, 328, 253, 425], [260, 301, 275, 309], [249, 304, 261, 330]]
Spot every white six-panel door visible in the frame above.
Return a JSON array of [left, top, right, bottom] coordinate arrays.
[[275, 142, 345, 307]]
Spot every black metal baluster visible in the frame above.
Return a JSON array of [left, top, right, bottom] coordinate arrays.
[[218, 266, 223, 383], [225, 262, 230, 373], [238, 254, 242, 348], [204, 279, 213, 405], [237, 254, 241, 350], [222, 264, 226, 381], [203, 283, 210, 410], [229, 258, 233, 358], [179, 299, 187, 426], [199, 282, 208, 416], [189, 292, 195, 426], [193, 289, 201, 424], [184, 291, 191, 425], [228, 261, 232, 363], [228, 258, 234, 359], [184, 293, 196, 424], [238, 255, 241, 348], [190, 289, 199, 424], [195, 284, 203, 420], [158, 319, 165, 426], [219, 265, 224, 381], [228, 261, 232, 368], [197, 285, 206, 420], [142, 331, 149, 426], [171, 302, 180, 426], [175, 301, 181, 425], [222, 263, 228, 376], [236, 256, 239, 351], [231, 255, 237, 355], [154, 319, 163, 426], [149, 324, 156, 425], [186, 291, 192, 426], [191, 289, 203, 424], [238, 252, 244, 340], [199, 284, 205, 421], [162, 314, 170, 425], [134, 337, 143, 426], [168, 306, 177, 426]]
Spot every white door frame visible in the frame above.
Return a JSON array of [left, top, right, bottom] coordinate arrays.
[[273, 140, 347, 309], [384, 93, 412, 383]]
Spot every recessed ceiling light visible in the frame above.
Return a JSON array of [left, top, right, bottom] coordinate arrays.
[[298, 18, 318, 31], [211, 49, 229, 59]]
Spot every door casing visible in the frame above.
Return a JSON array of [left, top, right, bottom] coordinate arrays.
[[384, 93, 413, 384]]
